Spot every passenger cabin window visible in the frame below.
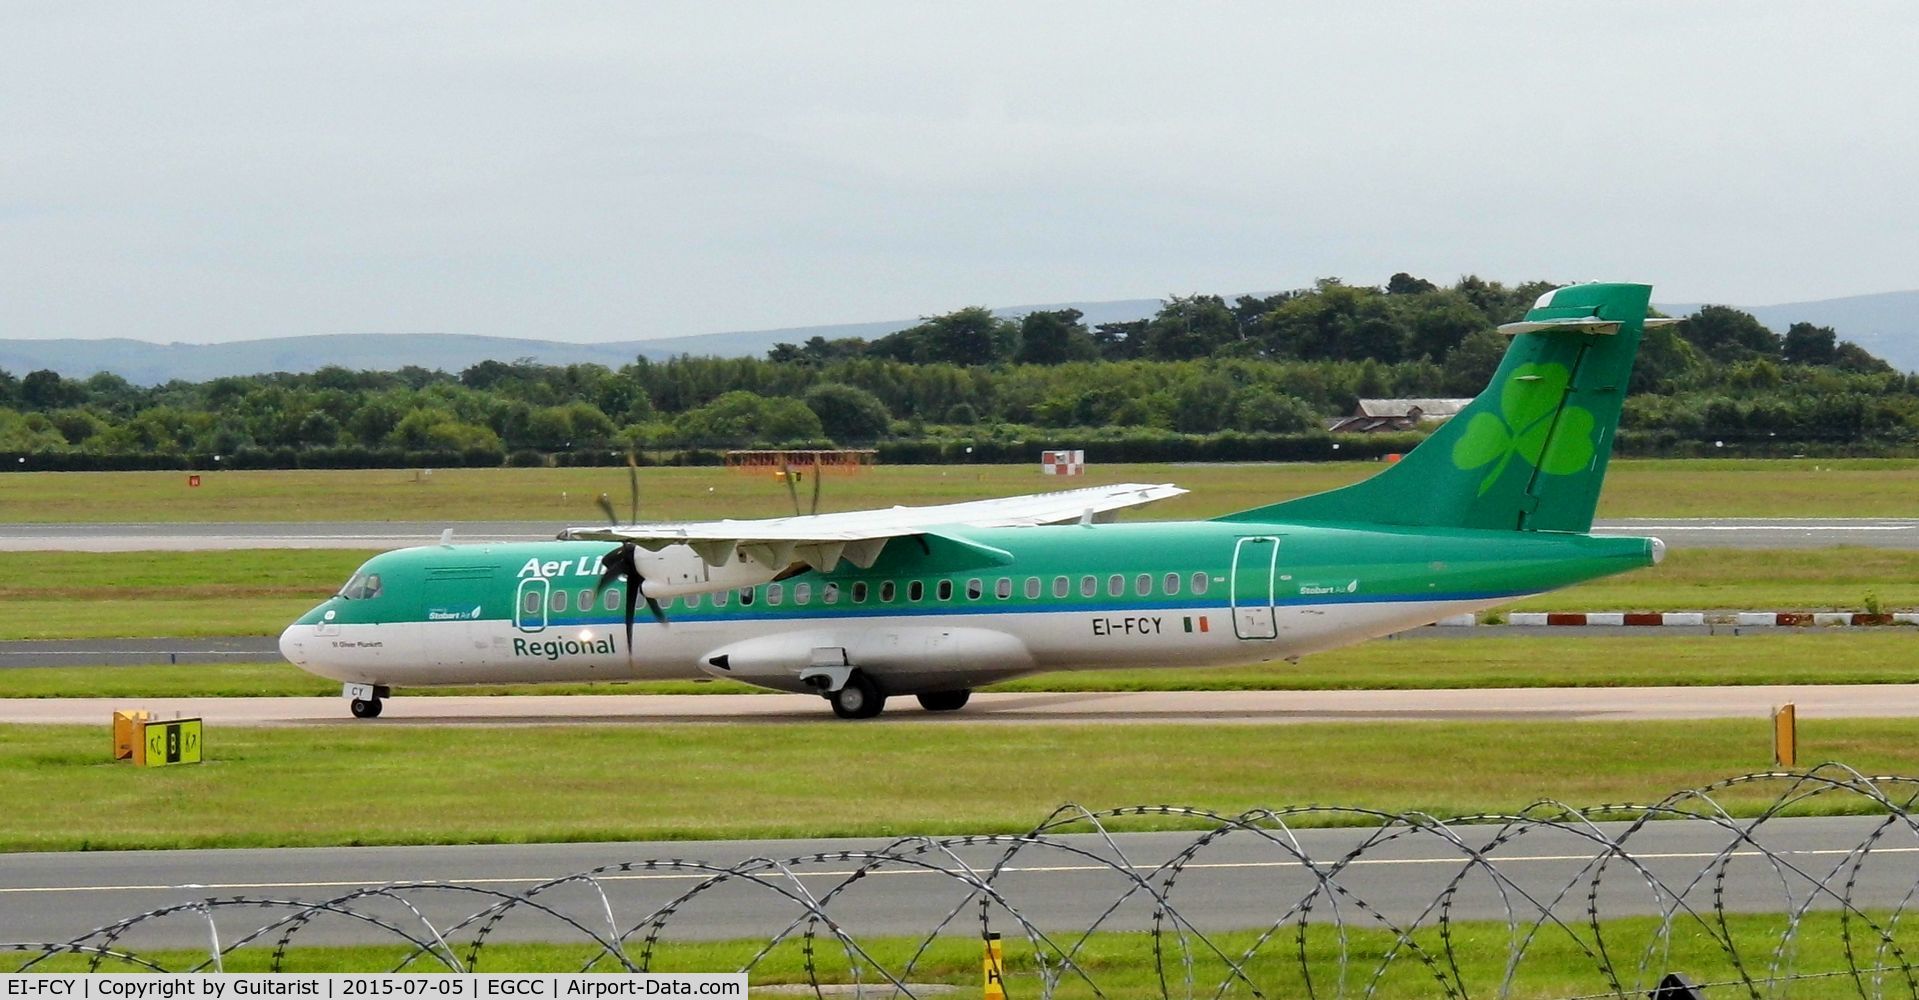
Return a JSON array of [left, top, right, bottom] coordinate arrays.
[[713, 589, 728, 608], [795, 583, 811, 605], [967, 578, 983, 600], [1080, 575, 1096, 597], [997, 577, 1013, 599], [937, 580, 953, 601], [824, 582, 840, 605], [908, 580, 923, 601], [685, 593, 701, 609], [603, 589, 620, 611], [1026, 577, 1042, 599], [852, 582, 868, 603], [550, 590, 567, 613], [1053, 576, 1069, 598], [1163, 573, 1181, 596], [521, 590, 542, 615], [1107, 574, 1124, 597], [578, 590, 595, 613], [767, 583, 783, 606], [1136, 574, 1152, 596], [1191, 572, 1210, 595], [739, 587, 755, 606], [880, 581, 896, 602]]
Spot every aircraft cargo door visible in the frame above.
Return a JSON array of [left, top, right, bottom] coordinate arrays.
[[1229, 536, 1279, 640]]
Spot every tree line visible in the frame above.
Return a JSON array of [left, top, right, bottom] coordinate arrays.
[[0, 274, 1911, 464]]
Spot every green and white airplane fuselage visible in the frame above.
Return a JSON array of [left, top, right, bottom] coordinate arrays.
[[280, 282, 1673, 719], [281, 522, 1658, 689]]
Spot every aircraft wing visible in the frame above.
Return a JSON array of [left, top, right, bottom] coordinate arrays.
[[558, 482, 1185, 571]]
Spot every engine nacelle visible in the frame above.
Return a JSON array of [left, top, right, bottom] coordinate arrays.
[[700, 627, 1035, 692], [627, 544, 780, 598]]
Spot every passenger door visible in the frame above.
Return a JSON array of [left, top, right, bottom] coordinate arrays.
[[1229, 536, 1279, 640], [514, 576, 549, 633]]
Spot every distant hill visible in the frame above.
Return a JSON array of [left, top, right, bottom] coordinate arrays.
[[1655, 290, 1919, 372], [4, 290, 1911, 384], [0, 298, 1168, 385]]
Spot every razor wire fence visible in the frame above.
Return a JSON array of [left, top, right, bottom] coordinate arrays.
[[12, 764, 1919, 998]]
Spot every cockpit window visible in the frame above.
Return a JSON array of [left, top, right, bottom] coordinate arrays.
[[337, 572, 383, 600]]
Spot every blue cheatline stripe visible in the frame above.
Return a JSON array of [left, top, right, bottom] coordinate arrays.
[[445, 587, 1529, 630]]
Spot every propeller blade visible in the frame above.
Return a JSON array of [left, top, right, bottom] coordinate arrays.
[[809, 459, 822, 515], [626, 452, 640, 525], [644, 595, 667, 625], [595, 493, 617, 526], [781, 462, 801, 517], [622, 570, 641, 648], [594, 557, 623, 595]]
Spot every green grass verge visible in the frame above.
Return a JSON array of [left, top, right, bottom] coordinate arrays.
[[9, 633, 1919, 699], [6, 545, 1919, 641], [1503, 546, 1919, 613], [4, 457, 1919, 523], [0, 549, 376, 640], [3, 718, 1915, 852], [9, 915, 1902, 998]]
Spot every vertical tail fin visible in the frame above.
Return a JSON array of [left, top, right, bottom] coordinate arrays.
[[1222, 282, 1656, 533]]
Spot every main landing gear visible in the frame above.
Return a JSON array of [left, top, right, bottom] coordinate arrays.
[[806, 668, 974, 720], [917, 690, 971, 712], [345, 683, 391, 719], [829, 671, 886, 720]]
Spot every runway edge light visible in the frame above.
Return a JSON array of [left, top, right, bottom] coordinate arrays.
[[112, 710, 149, 761]]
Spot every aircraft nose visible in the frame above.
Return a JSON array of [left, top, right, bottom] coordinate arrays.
[[278, 623, 308, 666]]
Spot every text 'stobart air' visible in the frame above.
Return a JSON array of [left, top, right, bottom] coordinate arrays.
[[281, 282, 1670, 719]]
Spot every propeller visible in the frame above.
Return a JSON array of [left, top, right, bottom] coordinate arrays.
[[779, 457, 824, 517], [780, 461, 802, 516], [591, 453, 664, 648]]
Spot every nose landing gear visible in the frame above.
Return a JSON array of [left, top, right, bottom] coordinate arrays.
[[344, 683, 391, 719]]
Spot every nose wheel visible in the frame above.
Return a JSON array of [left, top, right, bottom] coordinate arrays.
[[344, 683, 391, 719], [828, 671, 886, 719]]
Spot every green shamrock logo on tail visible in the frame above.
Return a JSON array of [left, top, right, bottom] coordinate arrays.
[[1451, 363, 1596, 495]]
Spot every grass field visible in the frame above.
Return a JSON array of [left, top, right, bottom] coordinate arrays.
[[7, 632, 1919, 698], [2, 717, 1913, 852], [8, 915, 1896, 998], [0, 549, 374, 639], [4, 545, 1918, 641], [4, 457, 1919, 523]]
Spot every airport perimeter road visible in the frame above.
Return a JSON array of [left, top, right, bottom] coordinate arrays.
[[3, 817, 1914, 949], [2, 517, 1918, 551], [5, 684, 1919, 726]]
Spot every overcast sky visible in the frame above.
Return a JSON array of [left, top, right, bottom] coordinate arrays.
[[2, 3, 1914, 344]]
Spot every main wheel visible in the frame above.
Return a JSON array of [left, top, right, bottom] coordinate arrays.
[[349, 697, 384, 719], [917, 690, 971, 712], [829, 671, 886, 719]]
